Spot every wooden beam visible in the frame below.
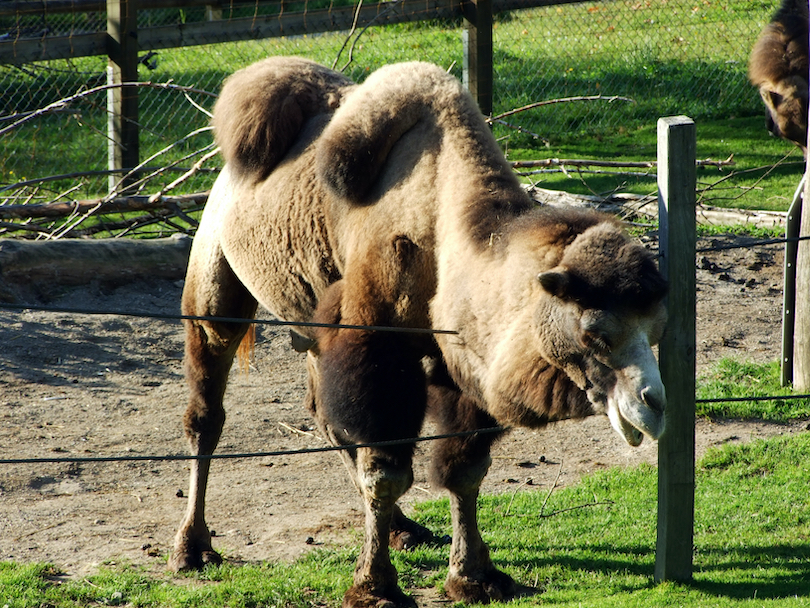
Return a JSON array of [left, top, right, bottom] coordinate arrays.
[[0, 0, 216, 16], [791, 104, 810, 389], [0, 0, 566, 18], [0, 33, 105, 65], [781, 176, 804, 385], [106, 0, 140, 193], [0, 0, 461, 65], [0, 235, 192, 285], [462, 0, 493, 116], [654, 116, 696, 583]]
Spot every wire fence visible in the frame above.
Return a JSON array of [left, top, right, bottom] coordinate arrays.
[[0, 0, 780, 227], [0, 226, 806, 469]]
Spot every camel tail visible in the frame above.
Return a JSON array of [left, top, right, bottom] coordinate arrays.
[[213, 56, 354, 181], [236, 323, 256, 375]]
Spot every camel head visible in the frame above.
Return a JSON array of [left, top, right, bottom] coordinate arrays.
[[748, 0, 809, 155], [535, 223, 668, 446]]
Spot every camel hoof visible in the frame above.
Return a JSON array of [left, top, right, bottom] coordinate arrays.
[[168, 547, 223, 572], [342, 582, 416, 608], [389, 511, 447, 551], [444, 569, 516, 604]]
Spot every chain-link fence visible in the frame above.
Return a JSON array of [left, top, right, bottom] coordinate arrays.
[[492, 1, 769, 145], [0, 0, 780, 238]]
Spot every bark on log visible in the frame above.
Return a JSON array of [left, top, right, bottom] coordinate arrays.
[[0, 234, 191, 284]]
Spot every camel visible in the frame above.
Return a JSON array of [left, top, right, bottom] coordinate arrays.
[[749, 0, 808, 154], [169, 56, 668, 607]]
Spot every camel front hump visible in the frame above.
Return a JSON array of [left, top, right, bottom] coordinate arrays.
[[171, 56, 668, 607]]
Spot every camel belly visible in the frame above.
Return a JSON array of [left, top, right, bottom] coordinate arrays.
[[215, 117, 440, 331]]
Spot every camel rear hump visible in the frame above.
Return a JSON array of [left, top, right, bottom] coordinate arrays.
[[213, 56, 354, 180]]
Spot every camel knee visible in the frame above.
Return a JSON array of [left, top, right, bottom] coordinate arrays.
[[182, 403, 226, 452], [356, 448, 414, 506]]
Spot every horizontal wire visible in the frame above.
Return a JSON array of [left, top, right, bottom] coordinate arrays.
[[0, 427, 507, 465], [0, 302, 458, 336], [696, 393, 810, 404], [696, 234, 808, 254], [4, 395, 809, 465]]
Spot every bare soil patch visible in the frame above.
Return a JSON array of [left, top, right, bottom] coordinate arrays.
[[0, 233, 805, 579]]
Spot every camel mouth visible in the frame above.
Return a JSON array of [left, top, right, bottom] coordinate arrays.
[[608, 392, 666, 447], [611, 408, 646, 447]]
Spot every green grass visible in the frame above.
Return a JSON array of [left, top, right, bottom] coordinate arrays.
[[4, 434, 810, 606], [697, 358, 810, 421]]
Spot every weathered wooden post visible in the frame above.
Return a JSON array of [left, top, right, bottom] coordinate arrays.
[[462, 0, 493, 117], [654, 116, 696, 582], [107, 0, 140, 193], [780, 175, 804, 386], [791, 104, 810, 389]]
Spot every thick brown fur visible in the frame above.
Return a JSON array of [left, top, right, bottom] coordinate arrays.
[[749, 0, 809, 152], [172, 57, 668, 607]]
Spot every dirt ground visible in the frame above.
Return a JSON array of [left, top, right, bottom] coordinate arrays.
[[0, 232, 805, 583]]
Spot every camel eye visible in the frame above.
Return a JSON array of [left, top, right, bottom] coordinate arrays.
[[582, 331, 612, 354]]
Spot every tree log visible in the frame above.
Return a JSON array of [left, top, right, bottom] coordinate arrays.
[[0, 234, 191, 285]]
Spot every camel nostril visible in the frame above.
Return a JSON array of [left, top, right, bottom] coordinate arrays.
[[641, 387, 665, 413]]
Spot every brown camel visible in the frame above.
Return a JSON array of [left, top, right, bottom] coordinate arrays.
[[749, 0, 808, 154], [169, 56, 668, 607]]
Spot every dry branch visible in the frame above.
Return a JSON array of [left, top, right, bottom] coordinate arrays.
[[510, 155, 735, 170], [0, 81, 217, 137], [0, 192, 209, 220], [489, 95, 636, 124]]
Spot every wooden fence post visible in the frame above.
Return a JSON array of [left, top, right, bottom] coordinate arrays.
[[780, 176, 804, 386], [462, 0, 493, 117], [792, 102, 810, 389], [107, 0, 140, 193], [654, 116, 696, 583]]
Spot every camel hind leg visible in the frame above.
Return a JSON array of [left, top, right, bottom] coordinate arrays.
[[169, 236, 257, 572]]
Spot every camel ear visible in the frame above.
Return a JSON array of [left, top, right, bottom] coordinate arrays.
[[537, 270, 570, 298]]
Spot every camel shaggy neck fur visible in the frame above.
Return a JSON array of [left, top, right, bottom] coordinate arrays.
[[170, 56, 667, 607]]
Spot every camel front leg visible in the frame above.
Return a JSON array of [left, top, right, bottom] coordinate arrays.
[[427, 371, 515, 602], [343, 447, 416, 608], [444, 482, 516, 603]]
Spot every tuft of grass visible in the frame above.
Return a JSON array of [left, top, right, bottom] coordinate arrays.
[[696, 358, 810, 421]]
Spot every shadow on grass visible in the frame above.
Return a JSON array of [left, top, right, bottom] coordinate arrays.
[[690, 543, 810, 600], [495, 540, 810, 600]]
